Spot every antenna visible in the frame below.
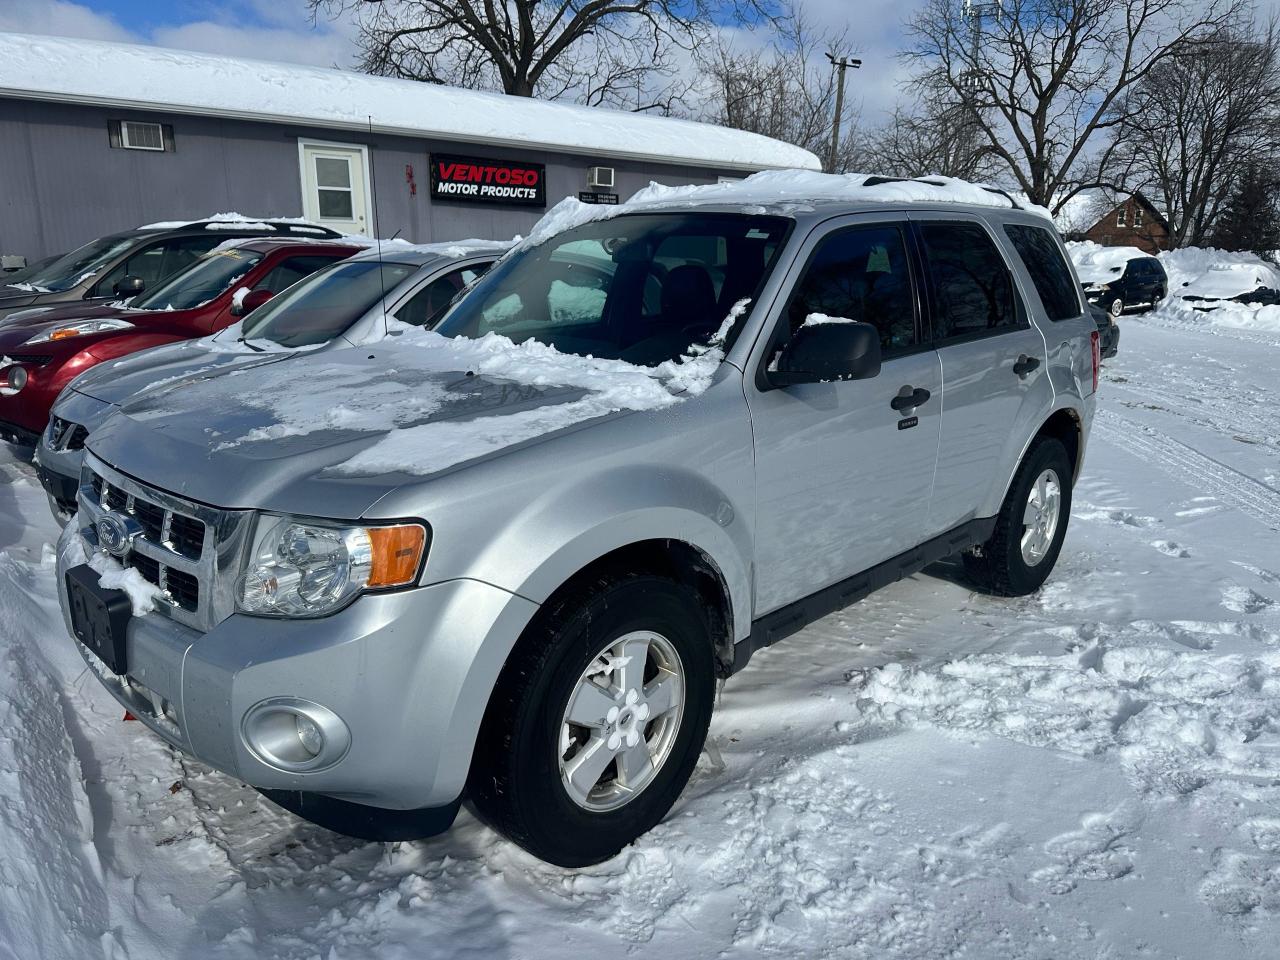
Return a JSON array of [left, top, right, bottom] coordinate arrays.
[[368, 114, 389, 334]]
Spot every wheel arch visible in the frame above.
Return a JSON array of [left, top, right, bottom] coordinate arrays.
[[988, 404, 1085, 516]]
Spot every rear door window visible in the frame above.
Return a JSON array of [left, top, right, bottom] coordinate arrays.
[[918, 222, 1021, 340], [394, 265, 489, 327], [1003, 223, 1081, 322]]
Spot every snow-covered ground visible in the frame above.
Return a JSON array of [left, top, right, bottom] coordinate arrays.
[[2, 307, 1278, 958]]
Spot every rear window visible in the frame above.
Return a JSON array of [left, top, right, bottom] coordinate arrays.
[[1003, 224, 1081, 322]]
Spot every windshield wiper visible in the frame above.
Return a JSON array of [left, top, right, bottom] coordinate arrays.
[[237, 336, 264, 352]]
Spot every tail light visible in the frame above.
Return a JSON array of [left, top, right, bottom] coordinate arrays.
[[1090, 330, 1101, 393]]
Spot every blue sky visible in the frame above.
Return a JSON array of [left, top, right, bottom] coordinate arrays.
[[0, 0, 918, 121]]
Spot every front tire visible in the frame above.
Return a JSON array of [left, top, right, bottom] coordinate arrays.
[[468, 571, 715, 867], [964, 437, 1073, 597], [1109, 296, 1125, 317]]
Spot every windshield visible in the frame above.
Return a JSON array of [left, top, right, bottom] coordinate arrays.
[[240, 259, 418, 347], [6, 234, 139, 293], [133, 247, 264, 311], [433, 213, 790, 366]]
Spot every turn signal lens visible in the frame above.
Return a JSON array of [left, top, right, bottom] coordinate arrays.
[[50, 328, 80, 340], [367, 524, 427, 588]]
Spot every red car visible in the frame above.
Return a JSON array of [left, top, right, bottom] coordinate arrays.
[[0, 239, 362, 444]]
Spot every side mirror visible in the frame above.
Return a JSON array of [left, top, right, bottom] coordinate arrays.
[[113, 275, 145, 297], [232, 288, 274, 316], [769, 318, 882, 386]]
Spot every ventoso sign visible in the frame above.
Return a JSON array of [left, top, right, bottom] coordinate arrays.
[[429, 155, 546, 207]]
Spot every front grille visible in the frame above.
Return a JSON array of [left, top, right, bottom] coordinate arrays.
[[77, 455, 253, 632], [6, 353, 52, 366], [91, 473, 207, 561], [50, 415, 87, 450]]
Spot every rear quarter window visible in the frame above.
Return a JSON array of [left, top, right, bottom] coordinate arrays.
[[1003, 224, 1081, 322]]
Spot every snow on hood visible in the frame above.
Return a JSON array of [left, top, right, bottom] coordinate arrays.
[[104, 306, 746, 486], [1066, 241, 1150, 286]]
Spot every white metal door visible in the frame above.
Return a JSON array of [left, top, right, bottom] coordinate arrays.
[[299, 140, 370, 235]]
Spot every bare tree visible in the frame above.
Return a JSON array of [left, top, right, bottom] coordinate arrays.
[[860, 72, 1003, 180], [1106, 22, 1280, 246], [904, 0, 1242, 212], [694, 10, 861, 171], [310, 0, 778, 109]]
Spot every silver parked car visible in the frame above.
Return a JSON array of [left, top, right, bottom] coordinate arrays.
[[55, 182, 1098, 866], [37, 241, 510, 517]]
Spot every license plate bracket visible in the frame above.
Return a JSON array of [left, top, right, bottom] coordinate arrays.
[[66, 564, 132, 675]]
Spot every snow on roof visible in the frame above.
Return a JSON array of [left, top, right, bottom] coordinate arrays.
[[0, 32, 820, 174], [1066, 240, 1152, 284], [519, 170, 1053, 249], [137, 213, 333, 233]]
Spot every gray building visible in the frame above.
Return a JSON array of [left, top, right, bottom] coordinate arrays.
[[0, 33, 819, 264]]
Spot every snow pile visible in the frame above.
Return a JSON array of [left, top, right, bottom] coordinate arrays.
[[1158, 245, 1280, 300], [0, 33, 819, 173]]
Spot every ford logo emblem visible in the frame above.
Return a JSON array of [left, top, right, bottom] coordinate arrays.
[[95, 512, 142, 558]]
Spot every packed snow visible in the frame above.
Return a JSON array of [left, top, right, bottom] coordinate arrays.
[[2, 294, 1279, 957], [0, 33, 819, 173]]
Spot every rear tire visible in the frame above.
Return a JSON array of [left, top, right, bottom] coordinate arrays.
[[468, 571, 715, 867], [963, 437, 1073, 597]]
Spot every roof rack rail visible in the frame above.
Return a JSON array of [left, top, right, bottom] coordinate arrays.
[[979, 186, 1021, 209], [186, 219, 342, 238], [861, 175, 1020, 209]]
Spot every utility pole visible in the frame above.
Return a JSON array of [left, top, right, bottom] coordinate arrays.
[[826, 52, 862, 173], [958, 1, 1001, 176]]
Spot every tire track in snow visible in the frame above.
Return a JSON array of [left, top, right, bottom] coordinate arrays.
[[1094, 409, 1280, 530]]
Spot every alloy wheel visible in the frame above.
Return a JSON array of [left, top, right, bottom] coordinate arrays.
[[558, 630, 685, 812], [1021, 468, 1062, 566]]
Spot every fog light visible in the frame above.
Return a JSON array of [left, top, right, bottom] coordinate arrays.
[[1, 365, 27, 396], [241, 698, 350, 772], [295, 713, 324, 756]]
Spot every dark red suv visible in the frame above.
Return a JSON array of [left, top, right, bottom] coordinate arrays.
[[0, 239, 362, 444]]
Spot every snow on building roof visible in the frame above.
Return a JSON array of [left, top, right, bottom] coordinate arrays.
[[0, 32, 821, 174]]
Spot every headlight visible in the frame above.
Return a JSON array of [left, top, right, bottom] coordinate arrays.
[[24, 318, 135, 345], [1083, 283, 1109, 294], [237, 515, 428, 617]]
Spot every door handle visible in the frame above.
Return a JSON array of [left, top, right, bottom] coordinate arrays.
[[1013, 354, 1041, 377], [890, 386, 931, 412]]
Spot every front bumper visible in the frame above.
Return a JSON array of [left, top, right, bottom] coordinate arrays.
[[56, 521, 539, 814]]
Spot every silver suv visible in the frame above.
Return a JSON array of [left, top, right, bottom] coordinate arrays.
[[55, 179, 1098, 867]]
